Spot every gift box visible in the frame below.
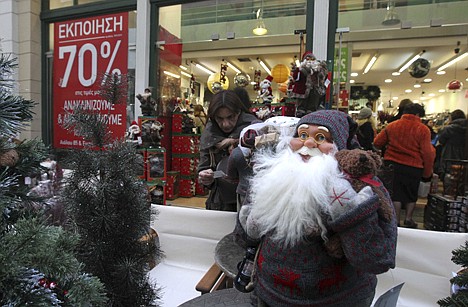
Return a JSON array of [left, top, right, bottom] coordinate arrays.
[[179, 175, 196, 198], [424, 194, 466, 232], [165, 171, 180, 200], [172, 153, 198, 176], [172, 113, 183, 133], [172, 134, 197, 154], [147, 148, 166, 181], [195, 179, 208, 196]]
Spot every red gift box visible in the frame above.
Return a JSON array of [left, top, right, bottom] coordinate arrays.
[[172, 113, 183, 133], [172, 134, 197, 154], [165, 171, 180, 200], [195, 179, 208, 196], [179, 176, 196, 198]]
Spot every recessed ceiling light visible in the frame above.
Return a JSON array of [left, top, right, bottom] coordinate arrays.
[[392, 72, 400, 76], [385, 79, 392, 83], [436, 71, 446, 75], [438, 89, 446, 93], [405, 89, 412, 93], [392, 96, 399, 100], [350, 79, 355, 83], [350, 72, 358, 77], [414, 83, 421, 88], [420, 97, 427, 100], [423, 78, 432, 83], [428, 93, 435, 97], [413, 99, 419, 103]]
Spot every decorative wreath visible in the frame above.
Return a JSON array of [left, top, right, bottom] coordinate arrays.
[[365, 85, 381, 101]]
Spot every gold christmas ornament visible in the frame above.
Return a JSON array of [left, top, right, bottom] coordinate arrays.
[[0, 149, 20, 167], [207, 73, 229, 94]]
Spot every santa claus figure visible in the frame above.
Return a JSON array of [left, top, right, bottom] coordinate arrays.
[[238, 110, 397, 306], [257, 75, 274, 105], [288, 51, 328, 117], [126, 120, 141, 144]]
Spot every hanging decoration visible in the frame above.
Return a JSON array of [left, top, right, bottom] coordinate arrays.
[[446, 42, 464, 91], [207, 73, 229, 94], [190, 74, 196, 94], [271, 64, 290, 83], [365, 85, 381, 101], [234, 72, 251, 87], [278, 82, 288, 93], [253, 69, 261, 91], [408, 58, 431, 78], [220, 61, 228, 84], [350, 86, 364, 100]]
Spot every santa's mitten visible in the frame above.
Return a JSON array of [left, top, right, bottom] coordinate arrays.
[[327, 178, 373, 220]]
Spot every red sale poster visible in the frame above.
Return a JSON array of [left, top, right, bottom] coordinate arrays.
[[53, 12, 128, 149]]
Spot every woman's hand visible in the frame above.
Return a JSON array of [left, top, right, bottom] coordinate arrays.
[[198, 169, 214, 186]]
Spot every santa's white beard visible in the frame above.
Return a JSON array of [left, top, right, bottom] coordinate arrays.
[[248, 146, 341, 247]]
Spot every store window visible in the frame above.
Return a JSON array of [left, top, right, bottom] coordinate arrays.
[[49, 0, 116, 10]]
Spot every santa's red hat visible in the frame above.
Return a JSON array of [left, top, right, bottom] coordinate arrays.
[[131, 120, 138, 126], [302, 51, 315, 60], [265, 75, 273, 82]]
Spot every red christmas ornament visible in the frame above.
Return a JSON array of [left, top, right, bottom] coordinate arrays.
[[49, 281, 57, 289], [39, 278, 47, 287], [447, 79, 463, 91]]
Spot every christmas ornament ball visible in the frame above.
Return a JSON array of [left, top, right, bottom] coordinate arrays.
[[447, 79, 463, 91], [234, 72, 251, 87], [0, 149, 19, 167], [207, 73, 229, 93], [408, 58, 431, 78]]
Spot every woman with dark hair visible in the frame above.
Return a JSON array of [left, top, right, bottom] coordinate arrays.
[[233, 86, 252, 111], [387, 98, 412, 123], [437, 109, 467, 190], [197, 90, 260, 211], [374, 103, 435, 228]]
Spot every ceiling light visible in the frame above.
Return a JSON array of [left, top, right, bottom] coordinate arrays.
[[350, 80, 355, 84], [414, 83, 421, 88], [350, 72, 359, 77], [179, 65, 188, 71], [413, 99, 419, 103], [428, 93, 435, 97], [226, 61, 241, 74], [181, 71, 192, 78], [436, 71, 446, 75], [163, 71, 180, 79], [195, 63, 215, 75], [392, 72, 400, 76], [385, 79, 392, 83], [423, 78, 432, 83], [405, 89, 412, 93], [392, 96, 399, 100], [398, 50, 425, 73], [437, 52, 468, 71], [438, 89, 446, 93], [253, 3, 268, 36], [257, 58, 271, 75], [363, 54, 378, 74], [382, 0, 401, 26]]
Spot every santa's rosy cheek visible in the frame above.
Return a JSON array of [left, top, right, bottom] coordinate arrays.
[[290, 138, 303, 151]]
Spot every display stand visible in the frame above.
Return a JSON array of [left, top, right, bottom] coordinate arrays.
[[424, 194, 468, 232]]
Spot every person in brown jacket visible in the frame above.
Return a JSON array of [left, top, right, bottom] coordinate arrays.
[[374, 103, 435, 228]]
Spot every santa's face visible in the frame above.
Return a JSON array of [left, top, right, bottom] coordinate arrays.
[[290, 124, 335, 161]]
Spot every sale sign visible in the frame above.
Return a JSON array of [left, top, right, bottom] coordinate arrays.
[[53, 12, 128, 149]]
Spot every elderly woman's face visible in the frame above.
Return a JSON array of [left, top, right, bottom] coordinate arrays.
[[214, 107, 240, 134]]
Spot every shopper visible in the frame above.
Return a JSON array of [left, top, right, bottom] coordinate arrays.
[[387, 98, 412, 123], [374, 103, 435, 228], [238, 110, 397, 306], [437, 109, 467, 188], [197, 90, 260, 211], [356, 107, 376, 151]]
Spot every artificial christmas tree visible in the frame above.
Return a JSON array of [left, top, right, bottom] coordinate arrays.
[[60, 72, 161, 306], [438, 241, 468, 306], [0, 53, 106, 305]]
